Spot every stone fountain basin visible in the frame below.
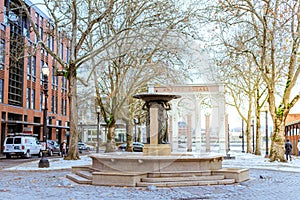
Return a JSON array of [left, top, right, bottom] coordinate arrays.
[[89, 152, 223, 174], [133, 93, 181, 102]]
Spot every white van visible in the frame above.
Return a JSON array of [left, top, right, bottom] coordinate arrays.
[[2, 134, 42, 158]]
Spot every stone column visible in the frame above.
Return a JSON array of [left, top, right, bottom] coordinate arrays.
[[143, 101, 171, 156], [187, 114, 192, 152], [205, 113, 210, 152], [171, 102, 179, 152]]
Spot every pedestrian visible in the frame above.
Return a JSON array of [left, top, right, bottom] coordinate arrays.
[[285, 139, 292, 161], [61, 140, 67, 157], [297, 139, 300, 156]]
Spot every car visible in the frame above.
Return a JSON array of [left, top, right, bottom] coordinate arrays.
[[118, 142, 144, 152], [78, 142, 87, 150], [46, 140, 62, 156], [2, 133, 42, 158]]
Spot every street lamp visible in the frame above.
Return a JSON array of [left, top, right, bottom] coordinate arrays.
[[96, 106, 100, 153], [263, 105, 269, 158], [251, 117, 255, 153], [241, 120, 245, 153], [39, 64, 50, 168]]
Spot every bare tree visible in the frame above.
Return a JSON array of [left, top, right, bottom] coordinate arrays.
[[19, 0, 116, 160], [78, 0, 199, 152], [205, 0, 300, 162]]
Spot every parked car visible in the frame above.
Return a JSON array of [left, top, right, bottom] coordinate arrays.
[[118, 142, 144, 152], [78, 142, 88, 150], [46, 140, 61, 156], [2, 133, 42, 158]]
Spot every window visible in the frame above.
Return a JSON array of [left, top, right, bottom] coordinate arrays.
[[39, 16, 43, 26], [31, 89, 35, 109], [35, 24, 38, 43], [32, 56, 36, 82], [0, 39, 5, 69], [0, 79, 3, 103], [61, 76, 67, 92], [51, 95, 55, 113], [40, 60, 44, 84], [39, 27, 43, 41], [61, 98, 67, 115], [55, 96, 58, 114], [27, 55, 31, 80], [40, 92, 43, 111], [66, 47, 70, 62], [60, 43, 63, 59], [26, 88, 30, 109], [51, 36, 54, 51]]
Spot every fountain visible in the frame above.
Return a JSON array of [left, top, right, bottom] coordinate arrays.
[[67, 91, 249, 187]]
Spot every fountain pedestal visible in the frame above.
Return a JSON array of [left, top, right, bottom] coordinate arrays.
[[133, 93, 181, 156]]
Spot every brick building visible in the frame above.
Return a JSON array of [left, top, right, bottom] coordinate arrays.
[[0, 0, 70, 150]]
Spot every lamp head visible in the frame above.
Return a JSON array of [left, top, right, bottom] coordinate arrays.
[[97, 106, 100, 113], [42, 64, 50, 76]]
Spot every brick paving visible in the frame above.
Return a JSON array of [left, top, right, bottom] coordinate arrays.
[[0, 169, 299, 200]]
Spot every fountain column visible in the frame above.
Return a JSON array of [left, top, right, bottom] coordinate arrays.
[[133, 93, 181, 156]]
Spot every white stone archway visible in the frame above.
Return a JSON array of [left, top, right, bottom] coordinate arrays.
[[154, 84, 227, 155]]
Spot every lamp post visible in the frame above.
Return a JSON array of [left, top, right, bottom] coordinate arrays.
[[241, 120, 245, 153], [251, 118, 255, 153], [263, 105, 269, 158], [96, 106, 100, 153], [39, 64, 50, 168], [133, 118, 139, 142]]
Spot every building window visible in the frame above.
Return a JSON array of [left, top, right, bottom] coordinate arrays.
[[0, 39, 5, 69], [32, 56, 36, 82], [39, 16, 43, 26], [0, 79, 3, 103], [35, 24, 38, 43], [51, 36, 54, 51], [66, 47, 70, 62], [26, 88, 30, 109], [55, 96, 58, 114], [27, 55, 31, 80], [51, 95, 55, 113], [60, 43, 63, 59], [61, 98, 67, 115], [39, 27, 43, 41], [40, 92, 43, 111], [62, 76, 67, 92], [40, 60, 44, 84], [31, 89, 35, 109]]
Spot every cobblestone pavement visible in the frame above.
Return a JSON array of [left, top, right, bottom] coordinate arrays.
[[0, 169, 300, 200]]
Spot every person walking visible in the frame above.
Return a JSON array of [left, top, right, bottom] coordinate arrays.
[[285, 139, 292, 161], [61, 140, 67, 157], [297, 139, 300, 156]]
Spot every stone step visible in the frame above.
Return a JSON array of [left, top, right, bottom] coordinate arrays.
[[137, 178, 236, 187], [66, 173, 92, 185], [75, 170, 93, 180], [141, 175, 225, 183], [147, 170, 211, 178]]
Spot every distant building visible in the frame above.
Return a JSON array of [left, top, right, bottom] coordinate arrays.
[[0, 0, 70, 150], [285, 114, 300, 155]]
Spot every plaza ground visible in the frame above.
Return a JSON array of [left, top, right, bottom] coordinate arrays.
[[1, 152, 300, 199]]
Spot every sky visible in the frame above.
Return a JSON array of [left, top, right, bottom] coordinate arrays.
[[4, 152, 300, 173]]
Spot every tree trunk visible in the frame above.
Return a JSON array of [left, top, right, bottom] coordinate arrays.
[[269, 122, 286, 162], [255, 114, 261, 155], [126, 120, 133, 152], [105, 125, 116, 153], [246, 125, 252, 153], [65, 63, 80, 160]]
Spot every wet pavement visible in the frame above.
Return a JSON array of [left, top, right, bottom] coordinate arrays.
[[0, 169, 299, 199]]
